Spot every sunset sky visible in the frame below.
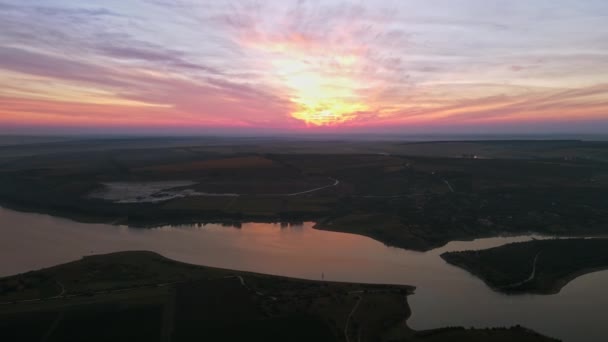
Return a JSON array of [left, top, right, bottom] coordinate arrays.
[[1, 0, 608, 134]]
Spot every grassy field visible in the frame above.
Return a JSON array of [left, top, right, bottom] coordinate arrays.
[[441, 238, 608, 294], [0, 251, 557, 342], [0, 138, 607, 251]]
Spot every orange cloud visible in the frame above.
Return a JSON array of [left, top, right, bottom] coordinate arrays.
[[2, 1, 608, 133]]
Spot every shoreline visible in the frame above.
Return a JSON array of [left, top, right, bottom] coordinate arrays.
[[0, 250, 417, 293], [441, 239, 608, 295], [4, 202, 608, 299], [3, 198, 608, 253], [0, 251, 559, 342]]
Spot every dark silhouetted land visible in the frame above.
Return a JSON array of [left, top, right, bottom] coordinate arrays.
[[1, 138, 607, 251], [0, 251, 557, 342], [441, 238, 608, 294]]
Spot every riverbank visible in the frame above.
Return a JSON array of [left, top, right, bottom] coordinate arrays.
[[441, 238, 608, 294], [2, 143, 608, 253], [0, 251, 557, 342], [5, 206, 608, 341]]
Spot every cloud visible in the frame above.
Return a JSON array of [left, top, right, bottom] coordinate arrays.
[[0, 44, 292, 126], [1, 0, 608, 132], [0, 3, 119, 17], [96, 45, 221, 74], [32, 6, 121, 18], [410, 84, 608, 123], [0, 46, 129, 88]]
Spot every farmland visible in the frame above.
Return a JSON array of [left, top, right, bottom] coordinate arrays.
[[1, 138, 608, 250]]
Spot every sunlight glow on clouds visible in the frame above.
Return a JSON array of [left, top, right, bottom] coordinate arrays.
[[258, 39, 370, 125], [0, 0, 607, 133]]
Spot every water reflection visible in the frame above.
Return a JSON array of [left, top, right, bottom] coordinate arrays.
[[161, 221, 305, 230], [1, 207, 607, 342]]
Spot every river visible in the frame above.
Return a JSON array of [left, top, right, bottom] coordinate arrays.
[[1, 207, 607, 341]]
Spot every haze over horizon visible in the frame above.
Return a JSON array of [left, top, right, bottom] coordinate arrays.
[[1, 0, 608, 135]]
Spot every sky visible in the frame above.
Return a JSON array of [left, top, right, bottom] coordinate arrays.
[[1, 0, 608, 135]]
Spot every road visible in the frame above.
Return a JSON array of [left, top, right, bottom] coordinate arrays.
[[358, 194, 410, 198], [503, 251, 542, 289], [152, 177, 340, 198], [1, 275, 282, 306], [0, 281, 179, 305], [41, 311, 64, 342], [344, 295, 362, 342], [53, 280, 65, 298], [287, 178, 339, 196], [224, 275, 276, 300], [161, 290, 176, 342], [443, 179, 455, 193]]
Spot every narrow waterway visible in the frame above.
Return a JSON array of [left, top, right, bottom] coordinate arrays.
[[1, 207, 607, 342]]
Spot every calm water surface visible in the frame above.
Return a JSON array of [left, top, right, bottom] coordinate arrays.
[[1, 207, 607, 342]]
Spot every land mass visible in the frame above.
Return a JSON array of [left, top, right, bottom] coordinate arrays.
[[0, 251, 557, 342], [1, 138, 608, 251], [441, 238, 608, 294]]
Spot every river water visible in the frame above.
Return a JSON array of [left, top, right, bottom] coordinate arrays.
[[1, 207, 606, 342]]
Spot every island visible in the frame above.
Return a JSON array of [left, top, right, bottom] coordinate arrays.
[[441, 238, 608, 294]]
